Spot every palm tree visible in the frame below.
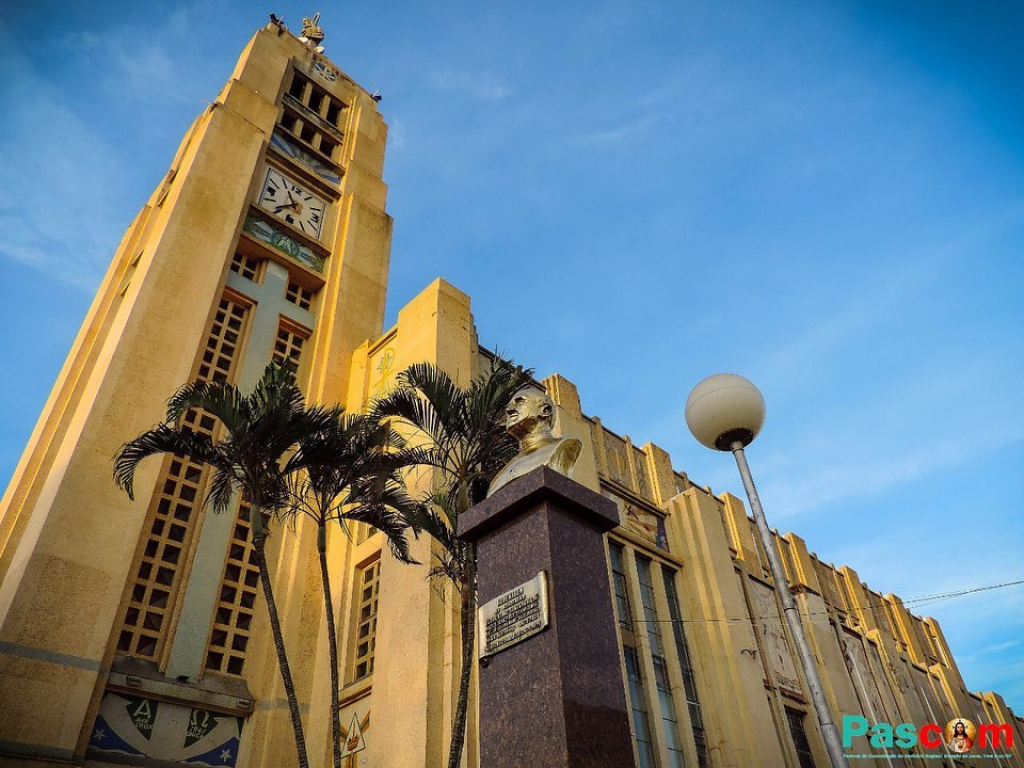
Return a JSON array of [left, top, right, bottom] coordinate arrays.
[[113, 361, 331, 768], [284, 411, 422, 768], [371, 355, 533, 768]]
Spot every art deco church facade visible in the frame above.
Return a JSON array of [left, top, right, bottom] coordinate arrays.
[[1, 20, 1021, 768]]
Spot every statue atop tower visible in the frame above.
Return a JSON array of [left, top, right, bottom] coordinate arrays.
[[300, 12, 325, 51]]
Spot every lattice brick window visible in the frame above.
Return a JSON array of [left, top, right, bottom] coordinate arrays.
[[285, 281, 314, 310], [199, 301, 248, 382], [352, 558, 381, 680], [272, 322, 306, 367], [204, 504, 260, 676], [229, 252, 260, 282], [200, 319, 306, 676], [117, 297, 249, 661]]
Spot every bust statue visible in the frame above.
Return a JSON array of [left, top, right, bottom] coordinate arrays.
[[487, 386, 582, 497]]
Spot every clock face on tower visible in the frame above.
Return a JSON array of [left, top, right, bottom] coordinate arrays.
[[256, 167, 328, 240]]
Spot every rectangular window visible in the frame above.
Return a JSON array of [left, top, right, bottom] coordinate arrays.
[[624, 646, 656, 768], [282, 72, 346, 161], [786, 708, 816, 768], [663, 566, 711, 768], [635, 557, 663, 655], [281, 111, 299, 134], [230, 252, 260, 281], [308, 89, 324, 114], [352, 557, 381, 680], [272, 322, 306, 367], [609, 543, 633, 629], [611, 543, 655, 768], [285, 281, 315, 310], [318, 137, 337, 160], [637, 558, 686, 768], [201, 316, 305, 676], [326, 102, 342, 126], [204, 503, 260, 676]]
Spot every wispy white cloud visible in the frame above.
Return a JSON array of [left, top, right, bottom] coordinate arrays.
[[760, 425, 1024, 521], [961, 638, 1021, 662], [57, 3, 210, 105], [765, 201, 1024, 378], [0, 2, 221, 289], [388, 118, 409, 150], [427, 68, 511, 101], [731, 205, 1024, 521], [759, 379, 1023, 521], [573, 113, 666, 146], [0, 32, 128, 289], [565, 80, 680, 147]]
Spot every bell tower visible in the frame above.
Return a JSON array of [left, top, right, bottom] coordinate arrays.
[[0, 18, 391, 766]]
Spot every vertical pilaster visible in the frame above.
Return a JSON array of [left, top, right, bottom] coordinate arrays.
[[370, 279, 479, 768], [641, 442, 676, 508], [721, 492, 762, 574]]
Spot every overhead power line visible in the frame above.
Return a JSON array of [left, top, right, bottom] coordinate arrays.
[[629, 577, 1024, 626]]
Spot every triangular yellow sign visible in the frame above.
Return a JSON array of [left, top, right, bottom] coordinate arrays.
[[341, 712, 366, 756]]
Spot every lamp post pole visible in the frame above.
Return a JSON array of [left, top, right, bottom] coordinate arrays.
[[685, 373, 849, 768], [730, 442, 850, 768]]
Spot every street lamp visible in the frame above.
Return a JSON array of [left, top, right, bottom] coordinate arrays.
[[685, 373, 850, 768]]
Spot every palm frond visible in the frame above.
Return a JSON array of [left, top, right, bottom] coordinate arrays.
[[398, 363, 465, 426], [206, 464, 238, 515], [113, 425, 219, 499], [371, 387, 451, 461], [166, 379, 245, 433]]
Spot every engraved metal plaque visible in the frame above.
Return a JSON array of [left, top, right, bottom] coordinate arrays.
[[478, 571, 550, 658]]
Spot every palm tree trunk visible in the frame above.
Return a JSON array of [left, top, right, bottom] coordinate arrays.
[[318, 523, 343, 768], [447, 544, 477, 768], [251, 505, 309, 768]]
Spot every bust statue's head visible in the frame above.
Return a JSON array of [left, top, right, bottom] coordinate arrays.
[[487, 385, 582, 496], [505, 386, 554, 441]]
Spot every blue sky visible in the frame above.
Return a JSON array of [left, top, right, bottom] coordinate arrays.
[[2, 1, 1023, 712]]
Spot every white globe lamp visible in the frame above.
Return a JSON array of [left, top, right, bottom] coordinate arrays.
[[685, 373, 766, 451]]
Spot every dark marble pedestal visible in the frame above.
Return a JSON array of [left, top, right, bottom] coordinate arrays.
[[459, 467, 635, 768]]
